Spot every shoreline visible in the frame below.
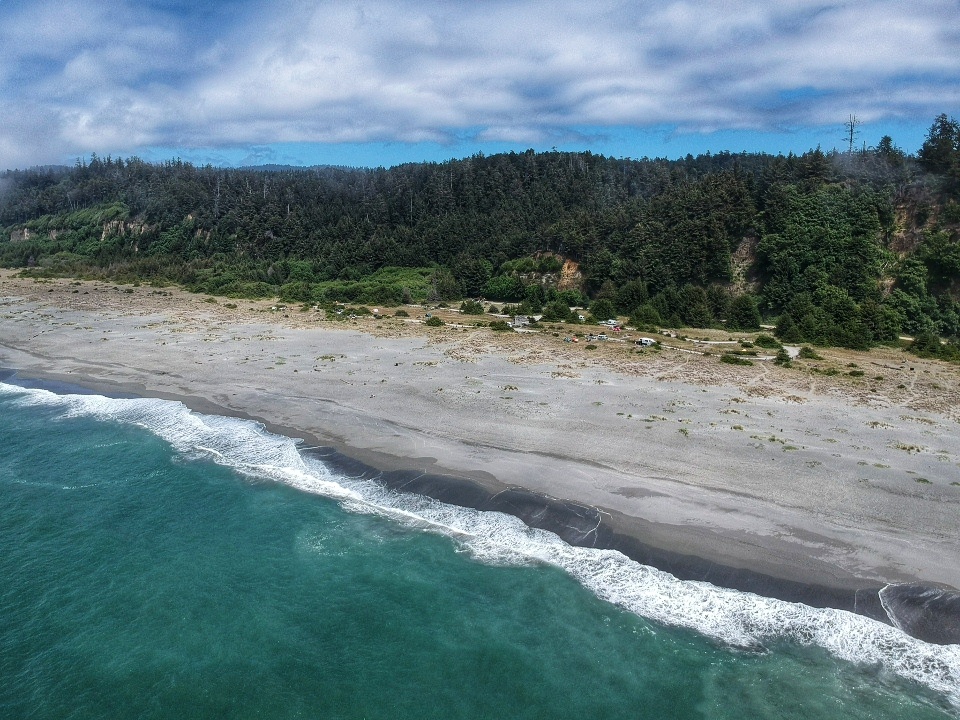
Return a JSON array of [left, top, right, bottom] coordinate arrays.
[[6, 365, 960, 645], [2, 273, 960, 643]]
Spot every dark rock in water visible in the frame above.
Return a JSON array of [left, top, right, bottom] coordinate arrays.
[[880, 584, 960, 645]]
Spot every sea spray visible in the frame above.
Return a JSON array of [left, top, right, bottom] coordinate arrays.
[[2, 381, 958, 709]]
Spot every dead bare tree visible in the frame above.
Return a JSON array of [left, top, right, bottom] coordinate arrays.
[[844, 114, 862, 154]]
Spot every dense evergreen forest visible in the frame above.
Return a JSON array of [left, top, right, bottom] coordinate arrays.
[[2, 114, 960, 351]]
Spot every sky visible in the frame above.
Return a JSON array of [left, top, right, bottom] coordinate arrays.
[[1, 0, 958, 170]]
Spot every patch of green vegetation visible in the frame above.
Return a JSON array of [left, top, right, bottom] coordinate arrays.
[[797, 346, 822, 360], [425, 315, 444, 327], [908, 331, 960, 363], [720, 353, 753, 366], [753, 334, 782, 349]]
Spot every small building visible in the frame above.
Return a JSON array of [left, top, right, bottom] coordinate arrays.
[[512, 315, 530, 327]]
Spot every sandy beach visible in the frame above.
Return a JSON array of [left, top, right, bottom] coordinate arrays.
[[2, 271, 959, 615]]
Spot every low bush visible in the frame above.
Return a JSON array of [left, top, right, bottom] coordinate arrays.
[[754, 334, 782, 349]]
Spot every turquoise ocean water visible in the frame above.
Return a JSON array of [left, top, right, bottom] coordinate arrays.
[[0, 381, 958, 719]]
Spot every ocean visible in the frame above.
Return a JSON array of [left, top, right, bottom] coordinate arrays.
[[0, 380, 957, 719]]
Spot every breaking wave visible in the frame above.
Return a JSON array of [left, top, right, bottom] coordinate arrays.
[[3, 381, 957, 708]]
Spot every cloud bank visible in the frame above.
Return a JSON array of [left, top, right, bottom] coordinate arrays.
[[1, 0, 958, 168]]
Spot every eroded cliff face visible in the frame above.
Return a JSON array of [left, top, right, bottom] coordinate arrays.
[[100, 218, 152, 241], [513, 257, 584, 292], [9, 227, 31, 243], [557, 258, 583, 291]]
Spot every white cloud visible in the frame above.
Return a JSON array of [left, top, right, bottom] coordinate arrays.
[[0, 0, 958, 168]]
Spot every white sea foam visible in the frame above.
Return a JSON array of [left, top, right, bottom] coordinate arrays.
[[3, 381, 958, 707]]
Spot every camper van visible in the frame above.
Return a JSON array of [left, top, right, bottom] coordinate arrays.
[[636, 337, 656, 347]]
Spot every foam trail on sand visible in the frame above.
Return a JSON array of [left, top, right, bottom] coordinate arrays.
[[3, 381, 958, 708]]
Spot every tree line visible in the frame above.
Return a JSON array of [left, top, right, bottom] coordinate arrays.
[[2, 114, 959, 349]]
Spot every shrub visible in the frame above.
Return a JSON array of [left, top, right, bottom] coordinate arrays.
[[797, 346, 822, 360], [720, 354, 754, 366], [727, 294, 761, 330], [425, 315, 444, 327], [394, 309, 410, 317], [541, 299, 572, 323], [589, 298, 615, 322], [908, 331, 960, 361], [460, 299, 485, 315], [489, 320, 513, 332], [774, 348, 791, 366], [754, 334, 782, 349]]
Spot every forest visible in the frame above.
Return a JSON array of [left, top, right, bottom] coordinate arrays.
[[2, 114, 959, 352]]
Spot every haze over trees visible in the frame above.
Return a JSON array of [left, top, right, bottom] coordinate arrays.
[[1, 115, 959, 350]]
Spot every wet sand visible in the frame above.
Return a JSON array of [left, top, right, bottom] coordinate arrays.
[[2, 271, 959, 625]]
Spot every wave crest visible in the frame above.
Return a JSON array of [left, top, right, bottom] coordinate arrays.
[[3, 381, 957, 707]]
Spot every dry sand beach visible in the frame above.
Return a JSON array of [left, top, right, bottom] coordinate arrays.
[[2, 270, 959, 634]]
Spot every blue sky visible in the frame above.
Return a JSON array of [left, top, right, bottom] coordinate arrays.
[[1, 0, 957, 170]]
